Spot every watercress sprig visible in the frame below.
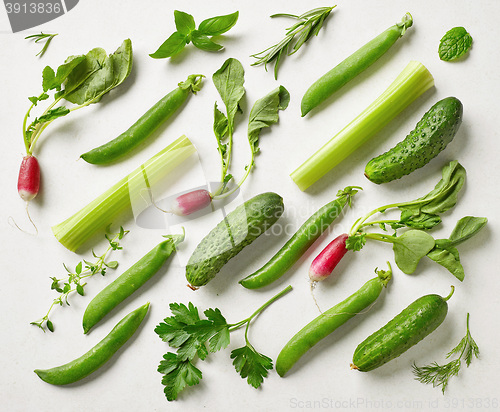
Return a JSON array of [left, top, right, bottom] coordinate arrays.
[[150, 10, 239, 59], [413, 313, 479, 393], [250, 5, 336, 79], [346, 161, 487, 279], [31, 227, 128, 332], [25, 32, 58, 57], [155, 285, 292, 401]]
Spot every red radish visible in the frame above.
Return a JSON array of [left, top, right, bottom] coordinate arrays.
[[18, 155, 40, 201], [309, 233, 349, 282], [170, 189, 212, 216]]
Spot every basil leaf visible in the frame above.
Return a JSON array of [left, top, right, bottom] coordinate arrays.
[[212, 58, 245, 129], [191, 30, 223, 52], [198, 11, 239, 36], [393, 230, 435, 274], [150, 32, 187, 59], [64, 39, 133, 105], [439, 27, 473, 61], [247, 86, 290, 156], [174, 10, 195, 35], [448, 216, 487, 246], [427, 246, 464, 281], [399, 161, 466, 229]]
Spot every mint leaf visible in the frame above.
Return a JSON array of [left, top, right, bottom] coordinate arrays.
[[439, 27, 473, 61], [174, 10, 195, 35], [198, 11, 239, 36], [230, 345, 273, 388], [150, 32, 187, 59]]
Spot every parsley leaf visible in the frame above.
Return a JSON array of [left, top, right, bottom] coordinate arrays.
[[231, 345, 273, 388], [158, 353, 202, 401], [439, 27, 473, 61]]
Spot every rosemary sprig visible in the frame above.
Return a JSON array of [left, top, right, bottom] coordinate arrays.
[[31, 227, 128, 332], [25, 32, 58, 57], [250, 5, 336, 79], [412, 313, 479, 393]]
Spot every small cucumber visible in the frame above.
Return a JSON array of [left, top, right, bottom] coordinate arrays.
[[352, 287, 454, 372], [365, 97, 463, 184], [186, 192, 284, 288]]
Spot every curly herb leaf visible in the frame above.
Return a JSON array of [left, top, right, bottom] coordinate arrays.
[[439, 27, 473, 61], [231, 345, 273, 388]]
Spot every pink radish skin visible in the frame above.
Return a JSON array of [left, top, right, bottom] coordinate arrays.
[[18, 155, 40, 201], [309, 233, 349, 282], [171, 189, 212, 216]]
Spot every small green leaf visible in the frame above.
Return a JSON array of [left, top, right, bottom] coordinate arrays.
[[439, 27, 473, 61], [345, 234, 366, 251], [159, 354, 202, 401], [427, 246, 465, 281], [393, 230, 435, 274], [174, 10, 195, 35], [198, 11, 239, 36], [191, 30, 224, 52], [230, 345, 273, 388], [76, 284, 85, 296], [42, 66, 56, 92], [46, 319, 54, 332], [150, 32, 187, 59], [105, 260, 119, 269], [75, 261, 83, 274], [448, 216, 487, 246]]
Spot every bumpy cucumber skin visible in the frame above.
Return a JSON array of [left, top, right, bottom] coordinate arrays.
[[365, 97, 463, 184], [352, 294, 448, 372], [186, 192, 284, 287]]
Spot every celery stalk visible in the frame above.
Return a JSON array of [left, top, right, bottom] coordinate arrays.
[[290, 61, 434, 191], [52, 135, 196, 252]]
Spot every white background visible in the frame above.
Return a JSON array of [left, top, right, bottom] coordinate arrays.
[[1, 1, 499, 411]]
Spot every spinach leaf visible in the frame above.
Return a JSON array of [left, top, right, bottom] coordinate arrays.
[[174, 10, 195, 35], [64, 39, 133, 106], [393, 230, 435, 274], [212, 58, 245, 132], [426, 216, 487, 281], [427, 245, 464, 281], [150, 32, 187, 59], [198, 11, 239, 36], [399, 161, 466, 229], [247, 85, 290, 158], [191, 30, 223, 52], [439, 27, 473, 61]]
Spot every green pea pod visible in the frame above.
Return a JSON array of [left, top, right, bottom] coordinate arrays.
[[301, 13, 413, 117], [276, 264, 391, 377], [83, 234, 183, 334], [35, 302, 150, 385], [239, 186, 360, 289], [352, 287, 454, 372], [81, 74, 204, 164]]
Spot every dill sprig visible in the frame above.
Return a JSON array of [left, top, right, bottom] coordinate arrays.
[[250, 5, 336, 79], [412, 313, 479, 393], [25, 32, 58, 57]]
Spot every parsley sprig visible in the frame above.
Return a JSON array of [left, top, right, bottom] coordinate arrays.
[[31, 227, 128, 332], [155, 285, 292, 401], [413, 313, 479, 393], [250, 6, 336, 79]]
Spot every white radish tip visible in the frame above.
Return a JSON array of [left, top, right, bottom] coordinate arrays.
[[18, 189, 36, 202]]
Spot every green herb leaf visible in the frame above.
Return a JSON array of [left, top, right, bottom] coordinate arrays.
[[150, 32, 187, 58], [427, 245, 464, 281], [25, 32, 58, 57], [174, 10, 195, 35], [448, 216, 487, 246], [392, 230, 435, 274], [191, 30, 224, 51], [212, 58, 245, 129], [247, 85, 290, 157], [64, 39, 133, 106], [158, 353, 202, 401], [345, 234, 366, 251], [439, 27, 473, 61], [198, 11, 239, 36], [399, 161, 466, 229], [230, 345, 273, 388]]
